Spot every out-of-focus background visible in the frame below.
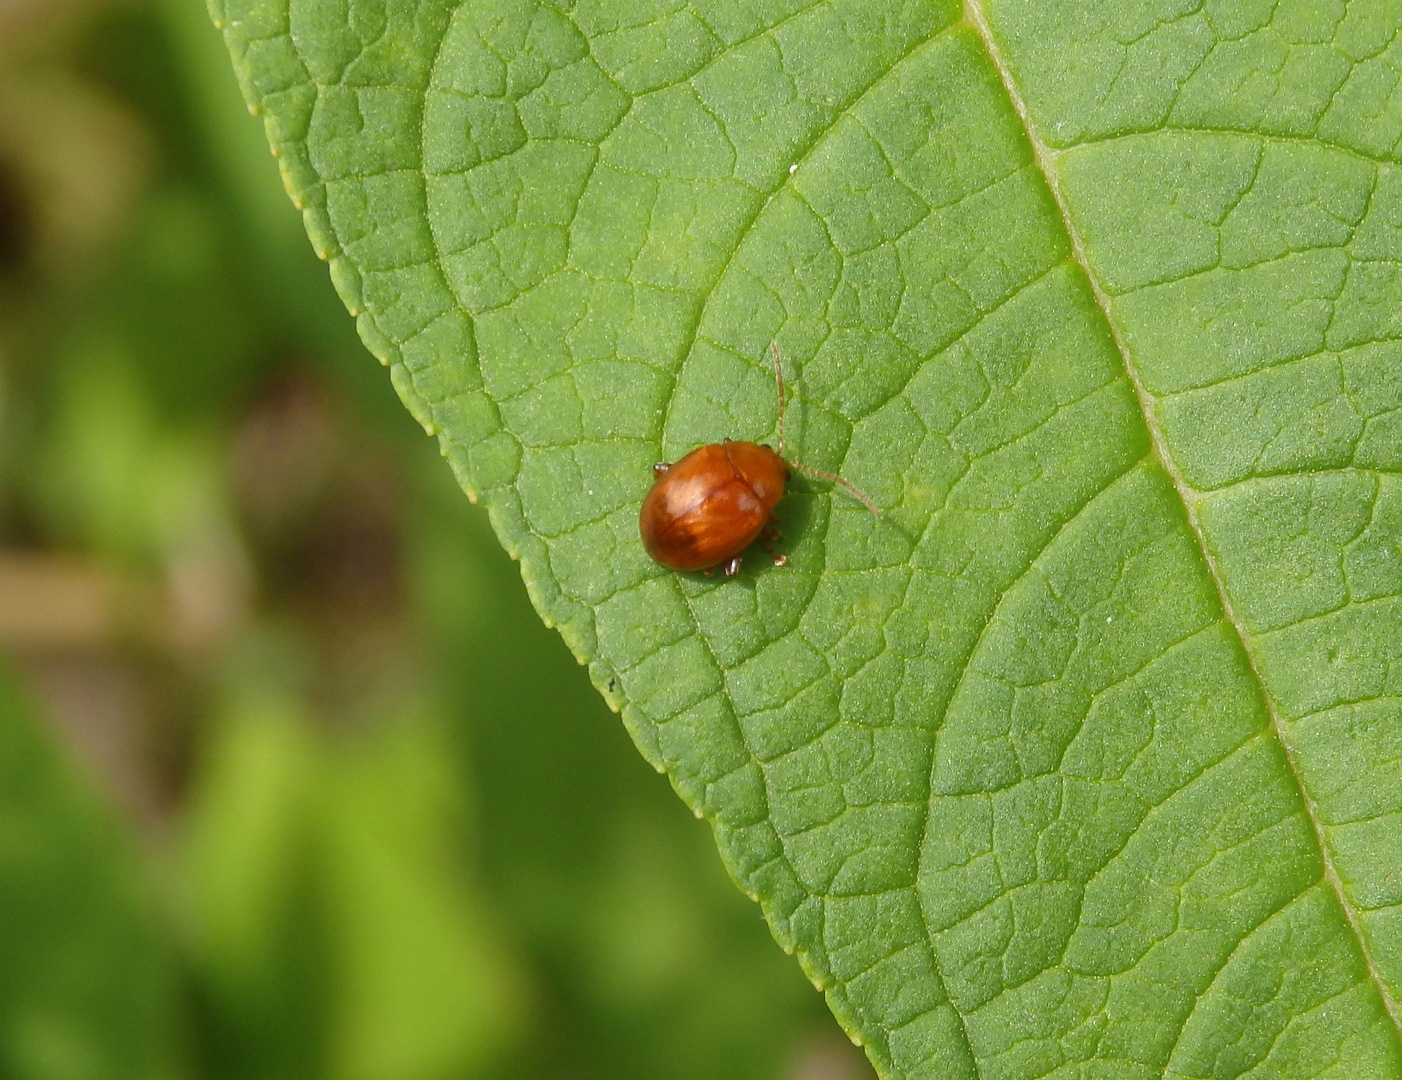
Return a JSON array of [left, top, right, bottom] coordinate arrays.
[[0, 2, 872, 1077]]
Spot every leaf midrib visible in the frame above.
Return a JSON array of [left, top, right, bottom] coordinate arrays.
[[960, 0, 1402, 1044]]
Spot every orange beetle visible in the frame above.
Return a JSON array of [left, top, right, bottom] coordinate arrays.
[[640, 344, 879, 577]]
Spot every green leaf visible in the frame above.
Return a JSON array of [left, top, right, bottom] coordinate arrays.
[[213, 1, 1402, 1076]]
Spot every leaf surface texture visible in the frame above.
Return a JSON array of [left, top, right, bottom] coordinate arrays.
[[214, 1, 1402, 1075]]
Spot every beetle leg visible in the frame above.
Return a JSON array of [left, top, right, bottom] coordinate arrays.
[[653, 462, 671, 478], [760, 522, 788, 567], [723, 555, 743, 577]]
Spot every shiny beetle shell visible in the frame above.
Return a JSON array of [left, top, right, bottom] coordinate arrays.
[[639, 343, 878, 576], [638, 441, 788, 574]]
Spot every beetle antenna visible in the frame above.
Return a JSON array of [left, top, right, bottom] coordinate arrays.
[[768, 342, 881, 516], [788, 460, 882, 517], [769, 340, 788, 456]]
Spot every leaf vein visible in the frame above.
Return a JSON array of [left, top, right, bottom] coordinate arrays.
[[962, 0, 1402, 1046]]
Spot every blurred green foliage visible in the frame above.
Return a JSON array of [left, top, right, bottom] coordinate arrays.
[[0, 3, 865, 1077], [0, 668, 176, 1080]]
